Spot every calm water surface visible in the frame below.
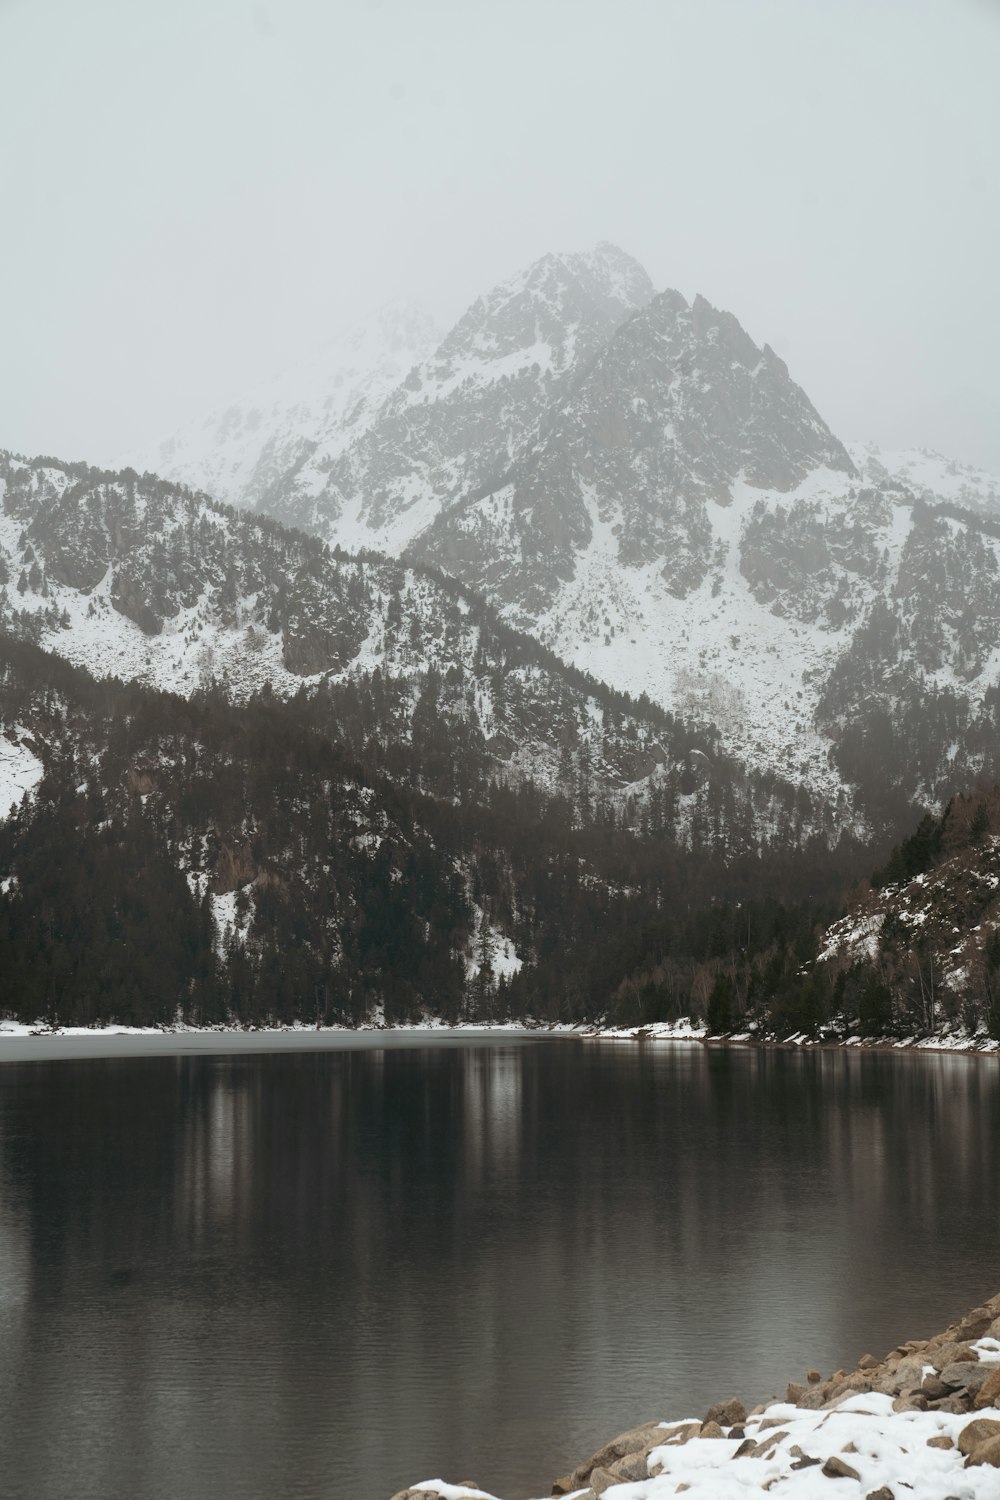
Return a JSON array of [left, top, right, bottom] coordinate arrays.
[[1, 1038, 999, 1500]]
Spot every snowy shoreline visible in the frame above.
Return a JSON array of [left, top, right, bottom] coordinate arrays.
[[0, 1019, 581, 1062], [581, 1019, 1000, 1060], [2, 1015, 999, 1064], [392, 1297, 1000, 1499]]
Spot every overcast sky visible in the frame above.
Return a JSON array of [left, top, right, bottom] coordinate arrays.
[[1, 0, 998, 470]]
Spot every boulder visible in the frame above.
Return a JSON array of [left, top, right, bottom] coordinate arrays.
[[929, 1342, 978, 1372], [550, 1419, 665, 1494], [965, 1435, 1000, 1468], [892, 1392, 929, 1412], [931, 1394, 973, 1414], [927, 1434, 955, 1449], [704, 1398, 747, 1426], [864, 1490, 894, 1500], [587, 1467, 619, 1496], [921, 1374, 951, 1400], [797, 1384, 834, 1410], [858, 1354, 879, 1370], [974, 1365, 1000, 1410], [957, 1306, 995, 1340], [807, 1368, 823, 1384], [698, 1421, 724, 1439], [605, 1451, 649, 1484], [940, 1360, 1000, 1396], [957, 1417, 1000, 1457], [884, 1354, 929, 1391], [822, 1455, 861, 1480]]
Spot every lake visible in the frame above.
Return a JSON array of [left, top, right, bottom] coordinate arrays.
[[1, 1036, 999, 1499]]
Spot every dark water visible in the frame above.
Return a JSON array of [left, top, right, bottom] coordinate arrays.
[[1, 1039, 1000, 1500]]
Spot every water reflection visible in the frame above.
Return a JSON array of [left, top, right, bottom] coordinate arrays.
[[0, 1041, 998, 1499]]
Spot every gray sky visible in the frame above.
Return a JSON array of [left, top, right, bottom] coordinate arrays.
[[2, 0, 998, 470]]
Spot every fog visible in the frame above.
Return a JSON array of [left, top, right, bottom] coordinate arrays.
[[1, 0, 998, 470]]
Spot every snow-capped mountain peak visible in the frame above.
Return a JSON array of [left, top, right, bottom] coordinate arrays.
[[132, 296, 442, 512]]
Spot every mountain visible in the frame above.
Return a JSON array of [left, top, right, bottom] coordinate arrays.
[[850, 442, 1000, 515], [96, 246, 1000, 828], [0, 625, 864, 1031], [140, 243, 656, 550], [134, 299, 442, 513], [816, 787, 1000, 1041], [0, 450, 837, 856]]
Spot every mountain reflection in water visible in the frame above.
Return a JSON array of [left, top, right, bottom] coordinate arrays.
[[1, 1040, 999, 1500]]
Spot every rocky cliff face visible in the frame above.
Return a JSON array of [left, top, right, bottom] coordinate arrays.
[[411, 285, 855, 612]]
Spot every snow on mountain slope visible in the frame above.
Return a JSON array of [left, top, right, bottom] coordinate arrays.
[[0, 726, 42, 820], [5, 453, 794, 842], [133, 299, 441, 511], [412, 285, 855, 614], [851, 442, 1000, 515], [266, 242, 657, 547]]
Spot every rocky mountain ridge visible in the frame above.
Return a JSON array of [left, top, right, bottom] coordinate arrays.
[[137, 246, 1000, 822], [1, 450, 832, 853]]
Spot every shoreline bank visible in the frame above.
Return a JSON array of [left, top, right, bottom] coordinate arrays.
[[392, 1294, 1000, 1499], [582, 1020, 1000, 1061], [0, 1020, 578, 1063], [3, 1014, 999, 1063]]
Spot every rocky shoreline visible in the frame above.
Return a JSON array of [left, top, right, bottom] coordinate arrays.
[[390, 1293, 1000, 1499], [582, 1020, 1000, 1060]]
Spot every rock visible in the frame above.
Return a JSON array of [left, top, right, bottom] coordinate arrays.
[[791, 1455, 821, 1470], [989, 1317, 1000, 1340], [940, 1360, 1000, 1395], [704, 1398, 747, 1427], [605, 1452, 649, 1484], [929, 1342, 978, 1371], [921, 1375, 951, 1400], [931, 1394, 972, 1414], [927, 1434, 955, 1449], [957, 1417, 1000, 1456], [892, 1393, 929, 1412], [797, 1384, 834, 1410], [974, 1365, 1000, 1410], [587, 1467, 619, 1496], [965, 1435, 1000, 1468], [751, 1431, 788, 1457], [551, 1419, 665, 1493], [822, 1455, 861, 1480], [957, 1306, 995, 1340], [884, 1354, 929, 1392], [699, 1420, 724, 1439], [731, 1438, 755, 1459], [858, 1354, 879, 1370], [865, 1490, 895, 1500], [786, 1382, 807, 1402], [807, 1368, 823, 1383]]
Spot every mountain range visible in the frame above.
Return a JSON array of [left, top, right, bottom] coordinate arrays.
[[133, 243, 1000, 824], [4, 241, 1000, 1029]]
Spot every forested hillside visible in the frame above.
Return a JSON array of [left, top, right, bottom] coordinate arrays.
[[0, 635, 867, 1030], [0, 450, 843, 850]]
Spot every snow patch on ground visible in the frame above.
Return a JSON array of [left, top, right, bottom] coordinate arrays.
[[0, 727, 44, 819]]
